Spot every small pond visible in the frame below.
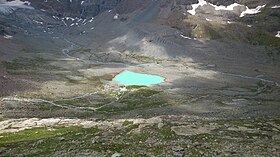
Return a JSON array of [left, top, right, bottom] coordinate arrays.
[[113, 70, 165, 86]]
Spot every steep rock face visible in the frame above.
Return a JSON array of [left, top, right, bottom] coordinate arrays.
[[115, 0, 151, 14], [206, 0, 242, 6], [0, 0, 149, 40], [80, 0, 122, 18], [157, 0, 280, 48], [28, 0, 123, 18], [27, 0, 153, 18]]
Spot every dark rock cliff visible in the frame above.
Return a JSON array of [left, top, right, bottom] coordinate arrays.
[[28, 0, 123, 18]]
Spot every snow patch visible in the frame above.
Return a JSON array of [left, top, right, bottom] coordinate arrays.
[[187, 0, 207, 15], [187, 0, 266, 17], [62, 20, 67, 26], [3, 34, 13, 39], [33, 20, 43, 25], [276, 31, 280, 38], [88, 17, 94, 22], [52, 16, 60, 20], [271, 5, 280, 9], [64, 17, 75, 21], [113, 13, 119, 19], [180, 34, 191, 39], [77, 18, 82, 22], [205, 18, 212, 21], [209, 3, 242, 11], [240, 5, 266, 17], [70, 23, 79, 27]]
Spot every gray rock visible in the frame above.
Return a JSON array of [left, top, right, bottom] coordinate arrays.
[[59, 137, 65, 141], [173, 151, 184, 157], [172, 146, 184, 152], [111, 152, 121, 157], [171, 124, 217, 136], [158, 122, 164, 129]]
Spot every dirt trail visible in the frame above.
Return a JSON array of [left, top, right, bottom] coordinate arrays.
[[0, 91, 112, 111]]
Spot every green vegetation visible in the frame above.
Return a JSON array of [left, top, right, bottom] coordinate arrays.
[[82, 142, 129, 152], [122, 120, 134, 126], [182, 16, 222, 40], [55, 98, 90, 107], [69, 48, 92, 56], [2, 57, 59, 71], [98, 89, 167, 112], [0, 126, 99, 156], [247, 31, 280, 48], [0, 127, 84, 144], [166, 9, 280, 48], [157, 127, 175, 140], [126, 85, 147, 89], [239, 7, 280, 48]]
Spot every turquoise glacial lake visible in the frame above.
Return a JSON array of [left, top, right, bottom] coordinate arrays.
[[113, 70, 165, 86]]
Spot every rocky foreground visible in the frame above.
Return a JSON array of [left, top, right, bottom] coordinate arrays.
[[0, 116, 279, 156]]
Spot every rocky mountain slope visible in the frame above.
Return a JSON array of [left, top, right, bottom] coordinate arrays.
[[0, 0, 280, 156]]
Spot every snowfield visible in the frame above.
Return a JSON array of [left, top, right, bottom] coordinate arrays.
[[187, 0, 266, 17]]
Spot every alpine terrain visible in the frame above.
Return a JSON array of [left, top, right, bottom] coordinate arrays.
[[0, 0, 280, 156]]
